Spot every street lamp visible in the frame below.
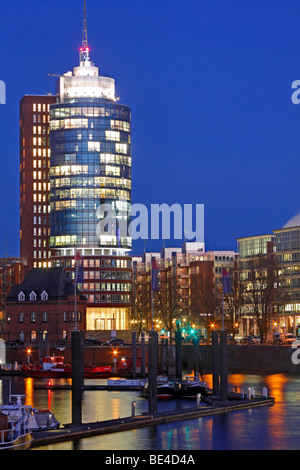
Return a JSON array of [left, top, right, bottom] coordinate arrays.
[[112, 349, 118, 374], [26, 348, 31, 365]]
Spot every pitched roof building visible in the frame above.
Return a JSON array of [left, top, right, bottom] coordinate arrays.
[[6, 267, 86, 345]]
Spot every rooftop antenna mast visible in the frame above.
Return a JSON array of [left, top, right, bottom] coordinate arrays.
[[80, 0, 90, 63]]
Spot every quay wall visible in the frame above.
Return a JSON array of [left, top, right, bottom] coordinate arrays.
[[5, 344, 300, 375], [182, 344, 300, 375]]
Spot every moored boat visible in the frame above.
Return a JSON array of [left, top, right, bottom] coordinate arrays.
[[157, 382, 176, 399], [0, 417, 33, 451], [0, 396, 35, 450], [22, 355, 71, 378], [1, 395, 60, 432], [84, 364, 112, 378], [177, 378, 210, 399], [22, 355, 112, 378], [141, 377, 176, 400]]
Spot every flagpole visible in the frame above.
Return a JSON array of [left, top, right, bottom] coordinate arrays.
[[74, 249, 77, 332], [75, 280, 77, 332], [222, 289, 224, 332], [151, 288, 154, 331], [150, 257, 153, 331], [150, 257, 159, 332], [222, 268, 231, 332], [151, 256, 154, 331]]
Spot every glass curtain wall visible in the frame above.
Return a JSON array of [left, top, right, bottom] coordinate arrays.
[[49, 99, 132, 251]]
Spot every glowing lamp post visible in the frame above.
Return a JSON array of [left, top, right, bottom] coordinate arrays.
[[113, 349, 118, 374], [26, 348, 32, 365]]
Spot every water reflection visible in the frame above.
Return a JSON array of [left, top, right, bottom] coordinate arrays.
[[1, 373, 300, 450]]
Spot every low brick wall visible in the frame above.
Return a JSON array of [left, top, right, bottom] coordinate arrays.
[[182, 344, 300, 375]]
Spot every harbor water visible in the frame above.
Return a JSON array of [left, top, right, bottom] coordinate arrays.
[[1, 373, 299, 450]]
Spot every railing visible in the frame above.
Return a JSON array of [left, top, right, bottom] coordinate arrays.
[[228, 385, 269, 399], [0, 428, 14, 444], [0, 419, 30, 444]]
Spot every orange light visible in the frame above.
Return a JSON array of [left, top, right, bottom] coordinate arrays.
[[113, 349, 118, 356]]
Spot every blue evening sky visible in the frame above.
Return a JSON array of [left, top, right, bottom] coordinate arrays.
[[0, 0, 300, 257]]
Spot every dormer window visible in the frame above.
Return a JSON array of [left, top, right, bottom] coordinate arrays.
[[41, 290, 48, 301], [29, 291, 37, 301], [18, 291, 25, 301]]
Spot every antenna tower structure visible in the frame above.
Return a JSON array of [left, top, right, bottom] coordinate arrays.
[[80, 0, 90, 62]]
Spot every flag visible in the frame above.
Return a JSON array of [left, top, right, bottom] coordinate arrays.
[[151, 258, 159, 290], [74, 251, 84, 284], [222, 268, 231, 294]]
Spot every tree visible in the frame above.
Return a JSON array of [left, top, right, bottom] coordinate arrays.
[[190, 261, 217, 340], [131, 267, 151, 339], [237, 252, 279, 343], [153, 263, 190, 340], [222, 264, 244, 336]]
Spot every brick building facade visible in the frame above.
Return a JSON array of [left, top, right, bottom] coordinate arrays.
[[5, 267, 86, 345], [19, 95, 56, 277]]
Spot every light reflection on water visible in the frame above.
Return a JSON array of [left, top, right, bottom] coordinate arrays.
[[1, 373, 300, 450]]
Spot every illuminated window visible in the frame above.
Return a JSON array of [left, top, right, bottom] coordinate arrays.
[[88, 141, 100, 152], [115, 143, 127, 154], [105, 130, 120, 141]]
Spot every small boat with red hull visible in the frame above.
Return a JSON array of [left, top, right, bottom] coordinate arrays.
[[22, 355, 112, 379], [83, 364, 112, 378]]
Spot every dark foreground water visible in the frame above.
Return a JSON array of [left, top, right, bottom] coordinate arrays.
[[1, 373, 299, 450]]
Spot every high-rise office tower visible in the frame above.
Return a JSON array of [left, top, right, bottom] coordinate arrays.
[[19, 94, 56, 276], [49, 2, 132, 331]]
